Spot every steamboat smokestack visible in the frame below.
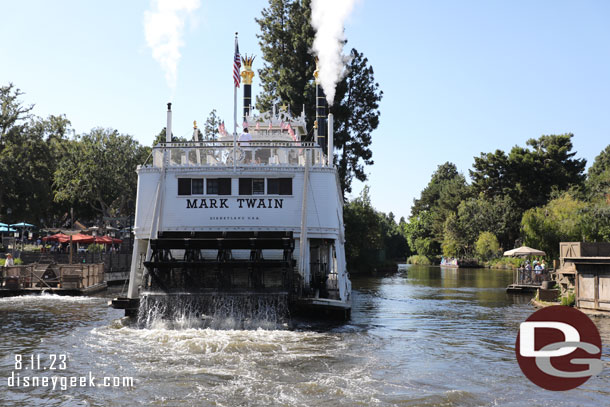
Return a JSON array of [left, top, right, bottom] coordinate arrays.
[[166, 102, 172, 143], [241, 55, 255, 121], [314, 59, 327, 155], [328, 113, 334, 167]]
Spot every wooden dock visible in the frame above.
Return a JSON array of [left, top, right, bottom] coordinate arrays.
[[506, 283, 542, 294], [0, 263, 107, 297]]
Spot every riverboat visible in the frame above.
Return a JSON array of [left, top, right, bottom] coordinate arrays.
[[112, 57, 351, 320]]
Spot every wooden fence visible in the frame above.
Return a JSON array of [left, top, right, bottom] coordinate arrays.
[[1, 263, 104, 290]]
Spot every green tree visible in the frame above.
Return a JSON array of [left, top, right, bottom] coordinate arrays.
[[586, 144, 610, 203], [456, 194, 521, 252], [475, 231, 500, 261], [409, 162, 469, 255], [0, 83, 33, 143], [53, 128, 150, 219], [343, 186, 384, 271], [256, 0, 316, 117], [332, 48, 383, 194], [469, 149, 511, 198], [470, 134, 586, 210], [0, 84, 71, 224], [441, 213, 465, 257], [378, 211, 410, 261], [204, 109, 221, 141], [521, 192, 586, 259], [404, 210, 438, 257], [256, 0, 382, 195], [0, 118, 54, 224]]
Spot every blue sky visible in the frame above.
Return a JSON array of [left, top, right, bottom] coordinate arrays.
[[1, 1, 609, 220]]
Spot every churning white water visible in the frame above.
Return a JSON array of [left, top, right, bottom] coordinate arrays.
[[137, 293, 291, 330]]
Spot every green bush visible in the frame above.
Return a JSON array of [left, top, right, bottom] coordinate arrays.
[[87, 243, 105, 253], [487, 257, 522, 269], [475, 231, 500, 261], [407, 255, 433, 265], [561, 292, 575, 307]]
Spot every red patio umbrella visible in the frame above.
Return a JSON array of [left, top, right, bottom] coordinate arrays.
[[94, 235, 113, 244], [70, 233, 95, 244], [42, 233, 69, 242]]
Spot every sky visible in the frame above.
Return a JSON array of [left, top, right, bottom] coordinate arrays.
[[1, 0, 609, 221]]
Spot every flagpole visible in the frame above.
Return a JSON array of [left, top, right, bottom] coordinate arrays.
[[233, 32, 238, 172]]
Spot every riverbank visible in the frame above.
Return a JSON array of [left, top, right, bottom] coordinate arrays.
[[531, 298, 610, 318]]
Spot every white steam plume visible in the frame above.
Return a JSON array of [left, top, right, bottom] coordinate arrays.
[[144, 0, 200, 91], [311, 0, 357, 105]]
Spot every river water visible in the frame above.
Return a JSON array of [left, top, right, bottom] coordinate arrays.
[[1, 266, 609, 406]]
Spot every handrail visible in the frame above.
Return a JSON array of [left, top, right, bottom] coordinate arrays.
[[155, 141, 318, 149]]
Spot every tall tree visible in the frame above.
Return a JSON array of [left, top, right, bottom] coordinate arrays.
[[0, 83, 33, 143], [333, 48, 383, 194], [204, 109, 221, 141], [408, 162, 469, 256], [0, 82, 71, 224], [470, 134, 586, 210], [256, 0, 316, 120], [586, 144, 610, 203], [53, 128, 150, 219], [521, 192, 587, 259], [256, 0, 382, 194]]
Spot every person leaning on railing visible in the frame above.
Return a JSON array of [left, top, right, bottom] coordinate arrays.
[[1, 253, 15, 287]]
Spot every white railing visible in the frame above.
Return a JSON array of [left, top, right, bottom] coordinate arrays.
[[151, 141, 328, 168]]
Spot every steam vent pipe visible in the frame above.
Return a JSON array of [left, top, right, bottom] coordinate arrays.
[[241, 55, 255, 121], [314, 62, 327, 155], [166, 102, 172, 143]]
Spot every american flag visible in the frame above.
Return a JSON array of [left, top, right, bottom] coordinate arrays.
[[233, 39, 241, 88]]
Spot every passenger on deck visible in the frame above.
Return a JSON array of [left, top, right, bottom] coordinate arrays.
[[239, 127, 253, 163]]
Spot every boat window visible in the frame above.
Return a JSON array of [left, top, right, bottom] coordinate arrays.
[[191, 179, 204, 195], [279, 178, 292, 195], [267, 178, 292, 195], [268, 178, 292, 195], [267, 179, 280, 195], [178, 178, 191, 195], [206, 179, 218, 194], [252, 179, 265, 195], [218, 178, 231, 195], [239, 178, 252, 195], [239, 178, 266, 195], [207, 178, 231, 195]]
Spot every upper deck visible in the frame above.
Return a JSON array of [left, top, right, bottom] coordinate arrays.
[[150, 141, 329, 169]]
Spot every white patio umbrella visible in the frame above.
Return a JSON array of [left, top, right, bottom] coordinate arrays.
[[503, 246, 546, 257]]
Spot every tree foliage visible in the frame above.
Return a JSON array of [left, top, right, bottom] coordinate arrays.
[[586, 144, 610, 203], [204, 109, 221, 141], [256, 0, 382, 195], [344, 187, 409, 272], [332, 48, 382, 193], [0, 83, 33, 142], [0, 85, 72, 224], [475, 231, 500, 261], [53, 128, 150, 219], [255, 0, 316, 118], [521, 192, 587, 259], [407, 162, 469, 257], [470, 134, 586, 210]]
